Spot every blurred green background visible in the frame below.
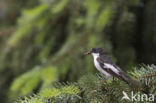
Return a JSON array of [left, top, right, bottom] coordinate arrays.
[[0, 0, 156, 102]]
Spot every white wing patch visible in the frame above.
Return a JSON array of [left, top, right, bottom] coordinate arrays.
[[104, 63, 120, 75]]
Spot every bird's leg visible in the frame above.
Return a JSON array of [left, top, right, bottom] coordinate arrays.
[[113, 77, 115, 82]]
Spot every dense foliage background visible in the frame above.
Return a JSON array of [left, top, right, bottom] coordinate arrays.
[[0, 0, 156, 103]]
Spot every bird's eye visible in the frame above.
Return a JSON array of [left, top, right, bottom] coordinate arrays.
[[91, 48, 96, 53]]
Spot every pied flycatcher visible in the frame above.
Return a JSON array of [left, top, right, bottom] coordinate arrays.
[[84, 47, 140, 86]]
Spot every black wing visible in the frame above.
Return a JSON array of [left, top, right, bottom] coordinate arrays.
[[97, 57, 140, 86]]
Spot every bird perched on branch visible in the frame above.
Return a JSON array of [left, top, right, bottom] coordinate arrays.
[[84, 47, 140, 86]]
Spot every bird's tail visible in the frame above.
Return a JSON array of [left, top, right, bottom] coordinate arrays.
[[122, 73, 141, 87]]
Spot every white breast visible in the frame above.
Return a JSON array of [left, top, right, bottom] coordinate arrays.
[[92, 53, 111, 78]]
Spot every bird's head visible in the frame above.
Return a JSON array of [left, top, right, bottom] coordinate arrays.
[[84, 47, 106, 56]]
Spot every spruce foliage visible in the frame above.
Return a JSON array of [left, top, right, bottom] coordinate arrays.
[[13, 65, 156, 103]]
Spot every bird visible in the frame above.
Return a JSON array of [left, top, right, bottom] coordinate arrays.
[[84, 47, 140, 86]]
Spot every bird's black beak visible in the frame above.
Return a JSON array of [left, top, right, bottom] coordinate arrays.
[[84, 51, 91, 55]]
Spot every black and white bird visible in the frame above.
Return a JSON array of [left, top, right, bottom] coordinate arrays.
[[84, 47, 140, 86]]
